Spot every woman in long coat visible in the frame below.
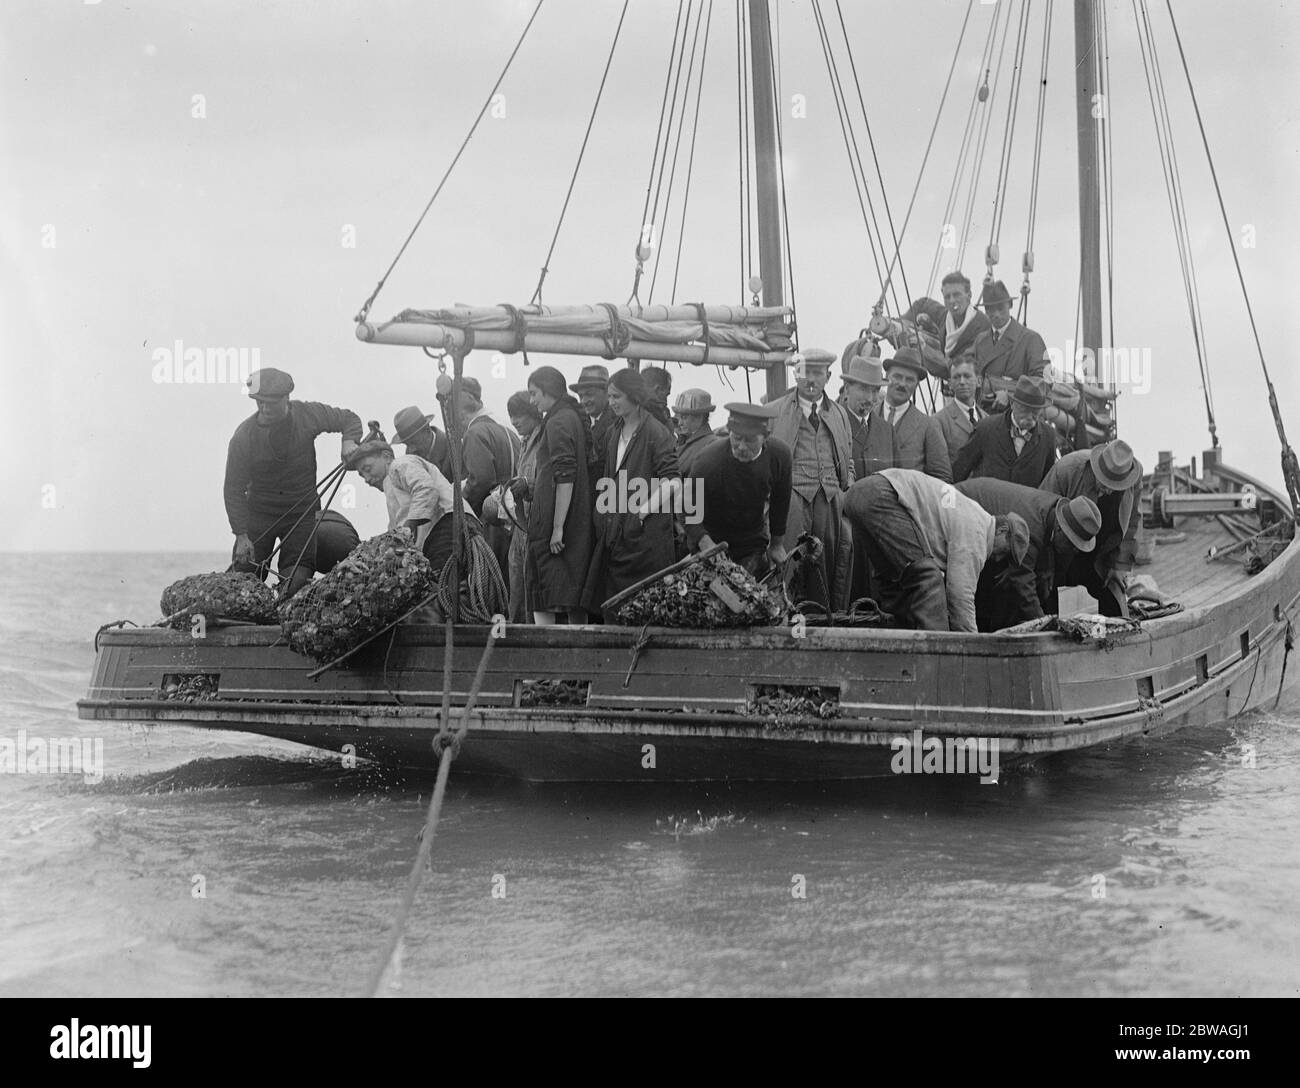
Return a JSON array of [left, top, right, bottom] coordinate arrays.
[[525, 366, 595, 624], [582, 368, 680, 622]]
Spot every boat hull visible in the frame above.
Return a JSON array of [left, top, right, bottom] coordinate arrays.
[[78, 533, 1300, 781]]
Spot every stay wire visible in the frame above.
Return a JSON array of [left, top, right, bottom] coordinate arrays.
[[649, 1, 707, 302], [355, 0, 544, 323], [928, 4, 999, 292], [670, 0, 716, 304], [957, 0, 1014, 270], [1165, 1, 1288, 463], [530, 0, 631, 306]]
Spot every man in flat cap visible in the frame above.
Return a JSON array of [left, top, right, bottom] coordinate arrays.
[[571, 364, 614, 459], [688, 403, 791, 576], [844, 468, 1031, 632], [1041, 439, 1144, 616], [224, 367, 363, 598], [973, 279, 1049, 412], [957, 477, 1102, 630], [455, 375, 519, 585], [673, 389, 722, 477], [858, 348, 952, 483], [769, 347, 855, 611], [953, 374, 1057, 487], [393, 405, 454, 482]]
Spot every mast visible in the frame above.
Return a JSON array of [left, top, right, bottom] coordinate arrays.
[[1074, 0, 1104, 383], [748, 0, 787, 400]]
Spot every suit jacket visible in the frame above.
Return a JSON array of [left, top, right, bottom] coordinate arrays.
[[769, 390, 854, 492], [1041, 450, 1143, 581], [934, 399, 984, 465], [973, 317, 1048, 408], [858, 403, 952, 483], [952, 411, 1057, 488]]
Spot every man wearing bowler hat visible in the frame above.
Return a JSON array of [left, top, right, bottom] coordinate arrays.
[[973, 279, 1049, 412], [858, 348, 952, 483], [392, 405, 454, 481], [1041, 439, 1145, 616], [953, 374, 1058, 487], [688, 402, 792, 576], [224, 367, 363, 598], [769, 347, 855, 611], [958, 477, 1103, 630], [570, 363, 614, 457]]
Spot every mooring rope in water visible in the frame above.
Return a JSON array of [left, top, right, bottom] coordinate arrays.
[[362, 630, 496, 998]]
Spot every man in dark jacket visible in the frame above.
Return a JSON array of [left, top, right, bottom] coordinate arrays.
[[392, 405, 454, 481], [224, 367, 362, 597], [457, 376, 518, 586], [953, 375, 1057, 487], [972, 279, 1049, 412], [688, 402, 792, 576], [571, 364, 613, 459], [957, 477, 1102, 630]]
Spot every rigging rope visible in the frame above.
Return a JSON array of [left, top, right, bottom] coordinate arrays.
[[957, 0, 1015, 271], [1164, 0, 1300, 509], [1019, 0, 1053, 323], [670, 0, 716, 304], [355, 0, 544, 323], [987, 0, 1032, 272], [530, 0, 631, 306], [1133, 0, 1217, 445], [764, 7, 798, 340], [928, 5, 1000, 293], [630, 0, 688, 304], [649, 1, 708, 302], [735, 0, 752, 303]]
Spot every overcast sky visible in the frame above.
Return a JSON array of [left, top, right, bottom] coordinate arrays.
[[3, 0, 1298, 552]]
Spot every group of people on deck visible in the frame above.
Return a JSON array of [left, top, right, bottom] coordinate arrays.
[[223, 271, 1143, 632]]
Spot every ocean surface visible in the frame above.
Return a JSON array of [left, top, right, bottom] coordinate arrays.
[[1, 552, 1297, 998]]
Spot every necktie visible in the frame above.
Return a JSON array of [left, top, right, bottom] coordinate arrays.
[[969, 407, 978, 425], [889, 405, 900, 426], [808, 402, 820, 430], [992, 328, 1001, 345]]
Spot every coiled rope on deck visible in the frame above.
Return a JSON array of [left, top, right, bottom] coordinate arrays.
[[434, 531, 508, 624]]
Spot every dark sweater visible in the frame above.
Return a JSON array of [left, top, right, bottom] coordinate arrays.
[[462, 413, 517, 517], [224, 401, 362, 535], [687, 438, 793, 560]]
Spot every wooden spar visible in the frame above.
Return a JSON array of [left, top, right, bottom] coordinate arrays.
[[748, 0, 788, 402], [378, 302, 791, 325], [356, 320, 789, 368], [1075, 0, 1104, 383]]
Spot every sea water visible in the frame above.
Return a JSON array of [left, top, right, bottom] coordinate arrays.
[[1, 553, 1297, 997]]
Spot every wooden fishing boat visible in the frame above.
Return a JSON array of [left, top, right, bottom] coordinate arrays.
[[79, 0, 1300, 780]]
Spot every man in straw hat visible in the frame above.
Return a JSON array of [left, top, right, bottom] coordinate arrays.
[[958, 477, 1103, 630], [687, 402, 792, 576], [769, 347, 855, 611], [1040, 439, 1145, 616], [392, 404, 454, 481], [973, 279, 1049, 412], [858, 348, 952, 483], [953, 374, 1058, 488], [844, 468, 1032, 632], [673, 389, 722, 477], [224, 367, 363, 598]]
